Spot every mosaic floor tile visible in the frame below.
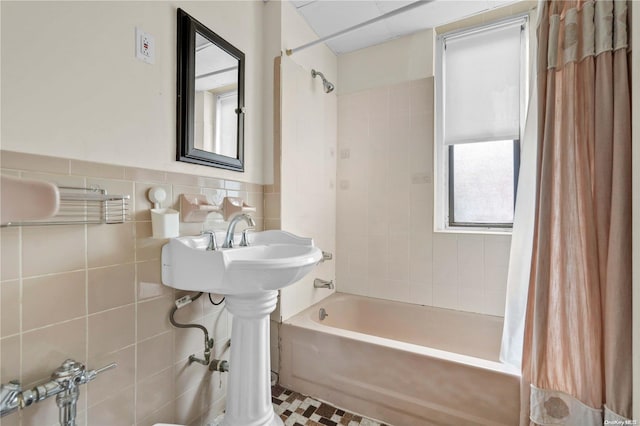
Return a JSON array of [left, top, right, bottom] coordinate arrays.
[[271, 384, 390, 426]]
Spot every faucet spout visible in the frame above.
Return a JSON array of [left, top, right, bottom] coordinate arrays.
[[223, 214, 255, 248]]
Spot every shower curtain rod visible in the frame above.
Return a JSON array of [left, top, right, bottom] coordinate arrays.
[[285, 0, 433, 56]]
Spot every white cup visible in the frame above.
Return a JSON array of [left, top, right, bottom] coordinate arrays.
[[150, 208, 179, 238]]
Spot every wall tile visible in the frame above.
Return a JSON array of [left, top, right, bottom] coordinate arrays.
[[87, 385, 135, 426], [1, 280, 20, 336], [432, 283, 458, 310], [88, 305, 135, 359], [20, 171, 84, 188], [0, 336, 20, 383], [22, 395, 65, 426], [174, 358, 209, 397], [409, 111, 434, 174], [87, 263, 135, 314], [484, 290, 508, 316], [485, 263, 509, 293], [458, 235, 485, 291], [0, 151, 264, 425], [137, 331, 174, 381], [1, 227, 20, 281], [137, 259, 170, 301], [387, 233, 409, 281], [137, 402, 176, 426], [137, 296, 173, 341], [22, 271, 86, 331], [124, 167, 166, 184], [166, 171, 201, 186], [70, 160, 125, 180], [264, 193, 281, 219], [22, 318, 86, 386], [0, 151, 69, 174], [337, 78, 512, 316], [175, 386, 205, 425], [87, 345, 135, 408], [411, 78, 434, 114], [0, 407, 20, 426], [409, 281, 433, 306], [484, 234, 512, 267], [458, 288, 484, 313], [22, 225, 85, 277], [173, 327, 205, 364], [432, 234, 458, 287], [389, 81, 413, 116], [87, 222, 135, 268], [136, 367, 175, 421]]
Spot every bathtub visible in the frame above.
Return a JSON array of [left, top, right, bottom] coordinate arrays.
[[279, 293, 520, 426]]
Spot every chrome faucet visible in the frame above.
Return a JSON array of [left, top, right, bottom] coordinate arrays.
[[222, 214, 255, 248], [201, 230, 218, 251]]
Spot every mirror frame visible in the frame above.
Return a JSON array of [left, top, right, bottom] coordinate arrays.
[[176, 8, 245, 171]]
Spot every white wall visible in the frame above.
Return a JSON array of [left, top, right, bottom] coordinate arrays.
[[1, 1, 266, 184], [278, 1, 337, 321], [338, 29, 434, 95], [261, 0, 282, 185]]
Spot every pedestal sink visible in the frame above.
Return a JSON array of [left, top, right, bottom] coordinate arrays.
[[161, 230, 322, 426]]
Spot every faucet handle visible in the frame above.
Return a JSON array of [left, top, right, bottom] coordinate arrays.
[[84, 362, 117, 384], [200, 230, 218, 251]]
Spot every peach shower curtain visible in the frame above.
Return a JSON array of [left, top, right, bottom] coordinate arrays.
[[522, 0, 632, 425]]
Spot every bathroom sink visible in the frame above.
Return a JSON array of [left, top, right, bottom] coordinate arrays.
[[161, 230, 322, 294]]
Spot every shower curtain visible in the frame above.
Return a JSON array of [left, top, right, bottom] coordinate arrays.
[[520, 0, 632, 424]]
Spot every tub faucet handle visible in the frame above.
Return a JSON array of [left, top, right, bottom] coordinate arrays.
[[314, 278, 334, 289]]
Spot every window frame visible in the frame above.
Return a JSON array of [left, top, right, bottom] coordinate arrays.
[[434, 14, 529, 233], [447, 140, 521, 228]]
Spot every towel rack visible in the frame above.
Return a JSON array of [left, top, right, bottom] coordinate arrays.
[[2, 186, 130, 227]]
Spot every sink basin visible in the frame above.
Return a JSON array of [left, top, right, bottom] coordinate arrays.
[[161, 230, 322, 294]]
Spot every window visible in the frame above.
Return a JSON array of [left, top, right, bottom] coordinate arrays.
[[435, 16, 528, 231], [214, 90, 238, 157]]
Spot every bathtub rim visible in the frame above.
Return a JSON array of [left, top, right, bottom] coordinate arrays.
[[283, 292, 521, 378]]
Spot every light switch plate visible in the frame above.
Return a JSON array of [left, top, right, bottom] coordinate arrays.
[[135, 27, 155, 64]]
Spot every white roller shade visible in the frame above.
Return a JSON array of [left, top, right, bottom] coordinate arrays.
[[444, 22, 523, 145]]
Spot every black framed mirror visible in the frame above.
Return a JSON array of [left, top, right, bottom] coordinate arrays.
[[177, 8, 245, 171]]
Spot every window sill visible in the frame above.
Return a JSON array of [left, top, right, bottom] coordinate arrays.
[[433, 227, 512, 236]]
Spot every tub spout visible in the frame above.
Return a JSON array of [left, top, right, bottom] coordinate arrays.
[[314, 278, 334, 289]]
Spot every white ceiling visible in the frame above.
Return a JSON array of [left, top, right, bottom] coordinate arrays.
[[291, 0, 519, 55]]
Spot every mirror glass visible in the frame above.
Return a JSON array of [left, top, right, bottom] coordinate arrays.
[[177, 9, 245, 171]]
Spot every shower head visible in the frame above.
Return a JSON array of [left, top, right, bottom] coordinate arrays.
[[311, 69, 335, 94]]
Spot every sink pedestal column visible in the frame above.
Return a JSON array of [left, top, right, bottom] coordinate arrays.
[[220, 290, 283, 426]]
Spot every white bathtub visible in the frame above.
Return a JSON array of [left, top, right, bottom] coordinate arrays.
[[279, 293, 520, 426]]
